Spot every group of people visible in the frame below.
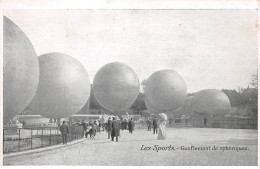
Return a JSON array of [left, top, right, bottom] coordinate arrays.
[[146, 117, 159, 134], [59, 120, 102, 145], [147, 116, 167, 140], [59, 115, 167, 145], [105, 117, 135, 142]]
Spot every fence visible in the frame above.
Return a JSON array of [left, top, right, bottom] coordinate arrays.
[[3, 126, 84, 154], [167, 117, 258, 129], [135, 117, 258, 130]]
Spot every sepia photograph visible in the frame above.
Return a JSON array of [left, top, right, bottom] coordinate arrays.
[[1, 3, 259, 166]]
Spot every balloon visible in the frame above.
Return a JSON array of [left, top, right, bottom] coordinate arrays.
[[190, 89, 231, 116], [144, 97, 160, 114], [93, 62, 140, 112], [180, 96, 193, 115], [145, 69, 187, 111], [3, 16, 40, 122], [29, 53, 90, 119]]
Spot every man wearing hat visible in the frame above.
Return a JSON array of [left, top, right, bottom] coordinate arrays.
[[111, 117, 120, 142]]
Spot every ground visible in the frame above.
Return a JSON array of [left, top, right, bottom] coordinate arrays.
[[3, 128, 258, 166]]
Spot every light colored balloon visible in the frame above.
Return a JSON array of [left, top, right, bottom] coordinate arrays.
[[190, 89, 231, 116], [29, 53, 90, 119], [145, 69, 187, 111], [3, 16, 40, 122], [93, 62, 140, 112]]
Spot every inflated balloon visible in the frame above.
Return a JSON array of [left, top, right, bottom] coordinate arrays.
[[145, 69, 187, 111], [3, 16, 40, 122], [181, 96, 193, 115], [190, 89, 231, 116], [29, 53, 90, 119], [93, 62, 140, 112], [144, 97, 160, 114]]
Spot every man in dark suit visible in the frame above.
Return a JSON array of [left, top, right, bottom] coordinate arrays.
[[60, 121, 69, 145], [128, 118, 135, 134], [106, 117, 112, 139], [111, 117, 120, 142], [153, 117, 158, 134], [81, 120, 87, 137]]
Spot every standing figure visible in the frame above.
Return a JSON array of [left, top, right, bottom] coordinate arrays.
[[152, 117, 158, 134], [111, 117, 120, 142], [106, 117, 112, 139], [81, 120, 87, 137], [128, 118, 135, 134], [203, 117, 207, 127], [157, 113, 167, 140], [147, 118, 152, 131], [60, 121, 69, 145], [92, 121, 98, 137]]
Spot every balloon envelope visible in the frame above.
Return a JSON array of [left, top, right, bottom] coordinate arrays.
[[145, 69, 187, 111], [29, 53, 90, 119], [144, 97, 161, 114], [180, 96, 193, 115], [93, 62, 140, 112], [3, 16, 39, 122], [190, 89, 231, 116]]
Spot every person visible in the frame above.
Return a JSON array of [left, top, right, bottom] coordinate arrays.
[[157, 115, 167, 140], [92, 121, 98, 137], [111, 117, 120, 142], [152, 117, 158, 134], [81, 120, 87, 137], [60, 121, 69, 145], [85, 122, 94, 139], [203, 117, 207, 127], [98, 120, 102, 132], [128, 118, 135, 134], [121, 119, 127, 130], [106, 117, 112, 139], [147, 118, 152, 131]]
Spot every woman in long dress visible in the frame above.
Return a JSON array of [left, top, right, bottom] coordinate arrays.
[[157, 113, 167, 140]]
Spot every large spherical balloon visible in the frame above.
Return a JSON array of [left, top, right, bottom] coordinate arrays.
[[144, 97, 160, 114], [190, 89, 231, 116], [181, 96, 193, 115], [3, 16, 39, 122], [29, 53, 90, 119], [93, 62, 140, 112], [145, 69, 187, 111]]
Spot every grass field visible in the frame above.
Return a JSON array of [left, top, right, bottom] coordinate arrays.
[[3, 128, 258, 166]]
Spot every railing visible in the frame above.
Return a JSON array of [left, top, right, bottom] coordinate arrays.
[[134, 117, 258, 130], [3, 126, 84, 154]]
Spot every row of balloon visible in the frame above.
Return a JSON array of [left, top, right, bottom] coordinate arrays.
[[4, 16, 231, 123]]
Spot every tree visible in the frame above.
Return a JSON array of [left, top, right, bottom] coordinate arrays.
[[141, 79, 147, 93], [250, 73, 258, 90]]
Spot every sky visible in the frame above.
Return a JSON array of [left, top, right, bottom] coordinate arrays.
[[3, 9, 258, 93]]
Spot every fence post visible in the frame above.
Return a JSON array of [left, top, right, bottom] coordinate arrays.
[[41, 128, 43, 147], [31, 128, 33, 149], [3, 129, 5, 153], [18, 129, 21, 152], [50, 128, 52, 146], [57, 127, 58, 145]]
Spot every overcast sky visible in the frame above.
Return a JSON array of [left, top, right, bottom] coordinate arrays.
[[4, 9, 258, 93]]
